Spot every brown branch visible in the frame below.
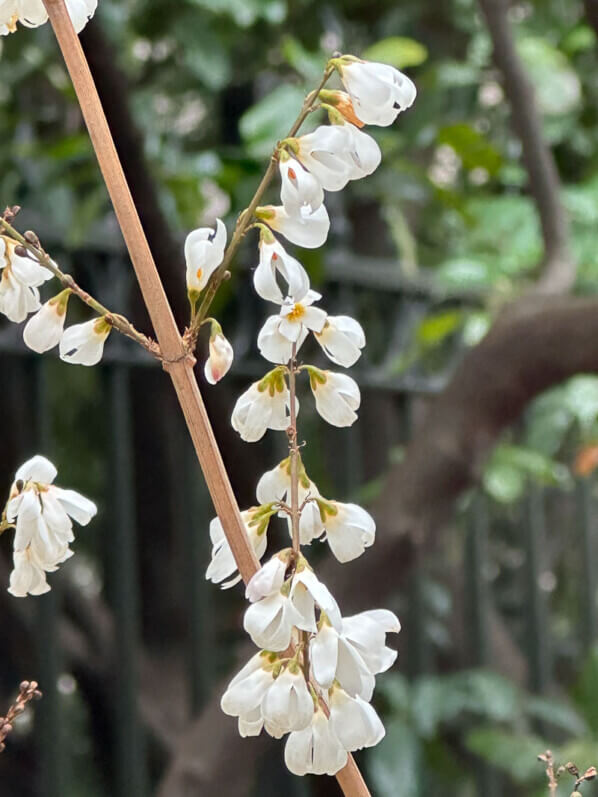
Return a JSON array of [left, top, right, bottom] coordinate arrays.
[[0, 681, 42, 753], [583, 0, 598, 38], [478, 0, 575, 294]]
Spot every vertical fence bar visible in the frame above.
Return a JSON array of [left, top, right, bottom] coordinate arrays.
[[465, 493, 501, 797], [108, 362, 147, 796], [465, 493, 490, 667], [185, 440, 214, 713], [34, 358, 66, 797], [524, 483, 550, 693], [577, 477, 597, 653]]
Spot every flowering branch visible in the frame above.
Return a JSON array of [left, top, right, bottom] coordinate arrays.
[[185, 64, 334, 348], [0, 209, 159, 357], [539, 750, 597, 796], [0, 681, 42, 753]]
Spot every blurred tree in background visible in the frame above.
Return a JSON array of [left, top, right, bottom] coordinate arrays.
[[3, 0, 598, 795]]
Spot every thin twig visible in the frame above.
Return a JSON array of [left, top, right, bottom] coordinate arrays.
[[478, 0, 575, 294], [0, 214, 159, 356], [288, 342, 301, 556], [0, 681, 42, 753]]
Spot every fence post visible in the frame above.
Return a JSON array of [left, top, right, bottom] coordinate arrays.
[[577, 477, 597, 653], [107, 362, 147, 796], [524, 483, 551, 693], [34, 358, 67, 797]]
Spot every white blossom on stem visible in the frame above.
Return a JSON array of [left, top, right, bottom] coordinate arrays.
[[23, 289, 71, 353], [306, 367, 361, 427], [6, 455, 97, 595], [257, 290, 327, 365], [185, 218, 227, 295], [206, 506, 271, 588], [284, 707, 348, 776], [279, 152, 324, 216], [310, 609, 400, 699], [59, 316, 111, 366], [253, 230, 310, 304], [316, 499, 375, 563], [245, 552, 288, 603], [287, 125, 355, 191], [314, 315, 365, 368], [261, 662, 314, 736], [204, 322, 233, 384], [231, 367, 298, 443], [8, 547, 53, 597], [334, 57, 417, 127], [256, 205, 330, 249], [328, 685, 385, 751], [256, 459, 324, 545], [221, 651, 276, 724], [0, 236, 52, 323]]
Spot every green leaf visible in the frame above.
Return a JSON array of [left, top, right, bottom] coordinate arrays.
[[437, 124, 502, 175], [436, 258, 492, 290], [526, 695, 587, 736], [416, 310, 463, 346], [465, 727, 546, 783], [564, 376, 598, 431], [240, 85, 307, 158], [483, 461, 525, 503], [363, 37, 428, 69], [187, 0, 286, 27], [368, 718, 423, 797], [281, 36, 326, 83]]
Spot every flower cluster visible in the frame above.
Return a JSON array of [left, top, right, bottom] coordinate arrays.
[[1, 456, 97, 597], [197, 56, 416, 777], [0, 0, 97, 36], [0, 234, 113, 365]]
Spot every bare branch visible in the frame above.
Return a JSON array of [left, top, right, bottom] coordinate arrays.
[[478, 0, 575, 294]]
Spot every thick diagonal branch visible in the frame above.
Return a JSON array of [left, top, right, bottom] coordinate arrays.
[[479, 0, 575, 294]]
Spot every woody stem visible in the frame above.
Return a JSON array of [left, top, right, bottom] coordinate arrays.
[[288, 342, 300, 556]]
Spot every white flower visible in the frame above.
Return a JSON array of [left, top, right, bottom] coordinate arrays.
[[59, 316, 111, 366], [245, 554, 288, 603], [310, 609, 400, 699], [336, 58, 417, 126], [291, 125, 355, 191], [257, 291, 327, 365], [23, 289, 71, 354], [314, 315, 365, 368], [205, 507, 270, 588], [279, 154, 324, 216], [284, 707, 348, 776], [6, 455, 97, 595], [253, 232, 310, 304], [256, 459, 324, 545], [243, 585, 313, 652], [0, 237, 52, 323], [231, 368, 298, 443], [221, 651, 276, 721], [337, 121, 382, 180], [0, 0, 97, 34], [256, 315, 307, 365], [328, 686, 385, 751], [185, 218, 227, 294], [204, 328, 233, 385], [8, 548, 52, 597], [290, 566, 342, 631], [307, 368, 361, 427], [256, 205, 330, 249], [261, 664, 314, 735], [317, 500, 375, 563]]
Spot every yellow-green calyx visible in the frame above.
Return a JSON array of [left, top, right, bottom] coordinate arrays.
[[316, 497, 338, 522], [258, 366, 287, 396], [328, 54, 362, 73], [94, 316, 112, 337], [280, 137, 300, 155], [257, 223, 275, 245], [209, 318, 223, 340], [248, 503, 277, 536], [255, 206, 276, 222], [303, 364, 327, 391], [48, 288, 72, 316]]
